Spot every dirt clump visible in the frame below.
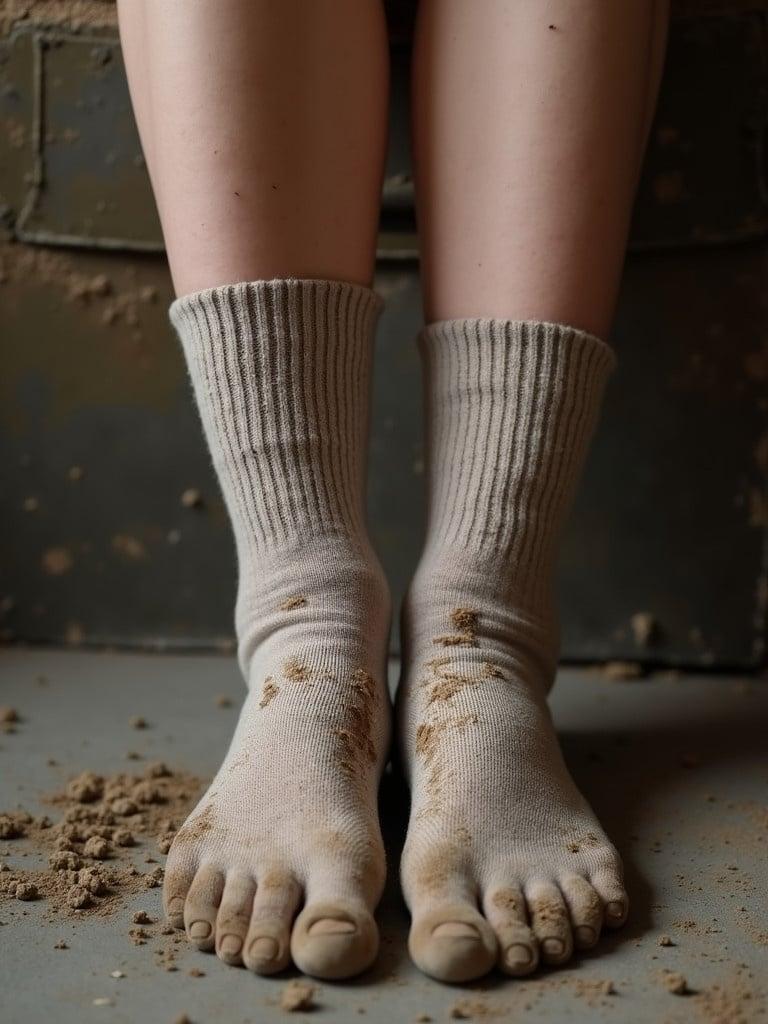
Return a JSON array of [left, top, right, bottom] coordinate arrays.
[[661, 971, 689, 995], [0, 763, 202, 919], [280, 980, 316, 1012]]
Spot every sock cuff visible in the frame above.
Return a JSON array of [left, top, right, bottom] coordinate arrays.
[[170, 277, 383, 350], [416, 317, 615, 579], [418, 317, 616, 379], [169, 278, 383, 551]]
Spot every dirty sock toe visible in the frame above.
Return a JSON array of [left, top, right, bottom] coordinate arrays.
[[591, 868, 629, 929], [291, 900, 378, 980], [183, 864, 225, 951], [526, 882, 573, 966], [214, 870, 255, 965], [408, 903, 497, 983], [243, 870, 300, 975], [560, 874, 603, 949], [482, 885, 539, 976], [163, 858, 196, 930]]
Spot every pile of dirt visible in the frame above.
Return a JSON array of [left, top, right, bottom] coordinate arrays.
[[0, 762, 202, 919]]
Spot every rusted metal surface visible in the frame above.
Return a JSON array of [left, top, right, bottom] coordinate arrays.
[[0, 2, 766, 667]]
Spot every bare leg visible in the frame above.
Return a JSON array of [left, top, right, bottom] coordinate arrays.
[[119, 0, 388, 296], [118, 0, 392, 980], [399, 0, 669, 982], [412, 0, 669, 336]]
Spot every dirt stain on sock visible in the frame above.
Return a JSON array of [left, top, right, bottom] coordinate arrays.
[[414, 713, 478, 819], [334, 668, 378, 777], [259, 677, 279, 708], [282, 658, 311, 683], [414, 841, 465, 893], [278, 595, 307, 612], [432, 607, 479, 648], [172, 803, 215, 847]]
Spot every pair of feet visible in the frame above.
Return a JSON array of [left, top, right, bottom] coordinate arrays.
[[161, 550, 628, 983]]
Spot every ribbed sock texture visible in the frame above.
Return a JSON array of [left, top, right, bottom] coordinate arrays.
[[398, 319, 626, 982], [166, 279, 391, 979]]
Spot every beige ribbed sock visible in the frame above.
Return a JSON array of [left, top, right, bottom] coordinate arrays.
[[398, 319, 628, 982], [166, 279, 391, 979]]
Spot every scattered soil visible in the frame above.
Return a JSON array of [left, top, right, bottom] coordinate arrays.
[[280, 980, 316, 1012], [450, 997, 493, 1019], [0, 763, 202, 920]]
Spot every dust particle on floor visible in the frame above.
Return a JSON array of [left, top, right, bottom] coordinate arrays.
[[0, 706, 19, 724], [280, 980, 316, 1012], [662, 971, 689, 995]]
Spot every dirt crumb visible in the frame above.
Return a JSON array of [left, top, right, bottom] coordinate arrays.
[[662, 971, 689, 995], [129, 716, 148, 730], [278, 595, 307, 611], [280, 981, 316, 1012], [15, 881, 38, 900], [449, 998, 492, 1020], [83, 836, 110, 859], [0, 707, 19, 724], [658, 934, 675, 946], [215, 695, 233, 708], [67, 772, 104, 804]]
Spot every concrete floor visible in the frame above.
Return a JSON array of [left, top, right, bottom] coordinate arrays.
[[0, 648, 766, 1024]]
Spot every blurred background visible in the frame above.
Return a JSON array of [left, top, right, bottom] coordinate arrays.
[[1, 0, 766, 671]]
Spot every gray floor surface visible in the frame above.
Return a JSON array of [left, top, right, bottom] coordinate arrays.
[[0, 648, 766, 1024]]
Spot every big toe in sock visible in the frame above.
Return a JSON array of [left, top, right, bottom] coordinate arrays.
[[291, 901, 379, 979], [409, 904, 497, 983]]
